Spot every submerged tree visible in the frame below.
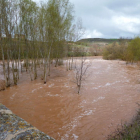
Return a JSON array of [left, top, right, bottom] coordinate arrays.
[[74, 56, 91, 94], [0, 0, 76, 87]]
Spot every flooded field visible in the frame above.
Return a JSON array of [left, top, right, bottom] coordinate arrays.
[[0, 56, 140, 140]]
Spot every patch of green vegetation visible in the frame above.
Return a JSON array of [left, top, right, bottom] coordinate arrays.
[[107, 107, 140, 140], [102, 37, 140, 63], [103, 42, 127, 60]]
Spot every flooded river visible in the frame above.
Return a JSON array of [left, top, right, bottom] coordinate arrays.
[[0, 56, 140, 140]]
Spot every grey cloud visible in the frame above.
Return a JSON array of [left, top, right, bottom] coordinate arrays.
[[70, 0, 140, 38], [33, 0, 140, 38]]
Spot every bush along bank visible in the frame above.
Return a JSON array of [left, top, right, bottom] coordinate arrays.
[[103, 37, 140, 63], [0, 103, 54, 140], [107, 107, 140, 140]]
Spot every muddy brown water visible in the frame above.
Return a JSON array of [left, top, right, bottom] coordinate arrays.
[[0, 56, 140, 140]]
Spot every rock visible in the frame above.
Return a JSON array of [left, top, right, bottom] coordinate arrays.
[[0, 104, 55, 140]]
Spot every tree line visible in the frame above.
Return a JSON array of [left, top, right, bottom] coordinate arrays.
[[103, 37, 140, 63], [0, 0, 85, 90]]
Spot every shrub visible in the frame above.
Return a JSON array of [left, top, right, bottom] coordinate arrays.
[[103, 41, 128, 60], [126, 37, 140, 63], [107, 107, 140, 140], [103, 42, 120, 60]]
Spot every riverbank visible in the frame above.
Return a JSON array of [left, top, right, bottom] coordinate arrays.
[[0, 103, 54, 140], [107, 106, 140, 140]]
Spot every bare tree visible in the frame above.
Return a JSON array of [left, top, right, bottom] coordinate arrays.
[[74, 56, 91, 94], [65, 18, 85, 71], [89, 44, 99, 56]]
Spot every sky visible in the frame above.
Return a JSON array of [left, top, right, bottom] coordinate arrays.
[[34, 0, 140, 39]]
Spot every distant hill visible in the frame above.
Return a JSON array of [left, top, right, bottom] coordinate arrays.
[[77, 38, 132, 43]]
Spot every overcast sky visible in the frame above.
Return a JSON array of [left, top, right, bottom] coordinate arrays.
[[34, 0, 140, 39]]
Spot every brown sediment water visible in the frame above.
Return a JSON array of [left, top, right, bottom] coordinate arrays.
[[0, 56, 140, 140]]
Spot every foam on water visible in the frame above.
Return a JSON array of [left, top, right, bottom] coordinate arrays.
[[10, 92, 17, 100], [45, 92, 63, 97], [48, 83, 54, 88], [61, 108, 96, 139], [73, 134, 79, 140], [92, 96, 105, 103], [31, 86, 43, 93], [32, 89, 37, 93], [92, 81, 123, 90]]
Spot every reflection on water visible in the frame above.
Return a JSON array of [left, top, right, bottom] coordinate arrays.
[[0, 56, 140, 140]]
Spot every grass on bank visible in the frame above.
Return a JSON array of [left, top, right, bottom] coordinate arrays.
[[107, 106, 140, 140]]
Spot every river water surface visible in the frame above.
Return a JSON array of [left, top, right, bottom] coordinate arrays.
[[0, 56, 140, 140]]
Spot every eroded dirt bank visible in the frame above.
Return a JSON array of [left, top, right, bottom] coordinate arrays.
[[0, 56, 140, 140]]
